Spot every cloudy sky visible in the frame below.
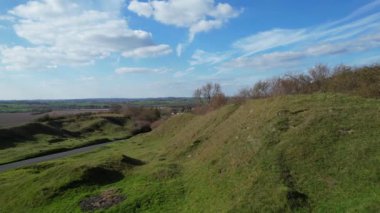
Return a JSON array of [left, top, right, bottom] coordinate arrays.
[[0, 0, 379, 99]]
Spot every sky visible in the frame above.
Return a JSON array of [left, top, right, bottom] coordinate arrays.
[[0, 0, 379, 100]]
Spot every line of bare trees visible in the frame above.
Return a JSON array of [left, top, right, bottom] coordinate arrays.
[[193, 83, 227, 112], [193, 64, 380, 112], [235, 64, 380, 100]]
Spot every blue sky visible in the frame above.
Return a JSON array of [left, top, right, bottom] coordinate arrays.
[[0, 0, 379, 99]]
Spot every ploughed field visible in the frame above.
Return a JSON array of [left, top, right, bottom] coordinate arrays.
[[0, 109, 109, 129]]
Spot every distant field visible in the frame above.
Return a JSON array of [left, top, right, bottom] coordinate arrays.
[[0, 112, 138, 164], [0, 109, 108, 129], [0, 98, 194, 113]]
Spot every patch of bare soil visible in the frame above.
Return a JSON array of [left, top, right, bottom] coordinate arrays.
[[80, 189, 125, 211]]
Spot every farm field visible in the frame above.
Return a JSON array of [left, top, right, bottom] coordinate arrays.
[[0, 109, 109, 129], [0, 98, 194, 113], [0, 112, 152, 165]]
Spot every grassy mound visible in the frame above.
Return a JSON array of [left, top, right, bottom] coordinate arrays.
[[0, 94, 379, 212]]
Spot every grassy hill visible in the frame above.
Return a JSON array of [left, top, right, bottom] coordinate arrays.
[[0, 93, 379, 212]]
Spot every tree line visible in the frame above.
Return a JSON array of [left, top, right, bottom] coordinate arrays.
[[193, 64, 380, 111]]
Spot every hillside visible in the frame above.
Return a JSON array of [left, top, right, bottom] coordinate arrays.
[[0, 94, 379, 212]]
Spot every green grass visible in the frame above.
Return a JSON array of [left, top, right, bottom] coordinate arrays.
[[0, 93, 379, 212]]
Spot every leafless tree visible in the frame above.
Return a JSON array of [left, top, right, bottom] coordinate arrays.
[[251, 80, 271, 98], [194, 83, 227, 108], [201, 83, 213, 103], [193, 88, 203, 104], [309, 64, 330, 91]]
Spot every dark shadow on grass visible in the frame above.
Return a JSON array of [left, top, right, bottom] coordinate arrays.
[[121, 155, 146, 166], [61, 167, 124, 190]]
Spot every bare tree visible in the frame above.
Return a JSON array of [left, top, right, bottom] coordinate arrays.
[[212, 83, 222, 97], [201, 83, 213, 103], [210, 93, 227, 109], [193, 88, 202, 104], [238, 87, 252, 98], [309, 64, 330, 81], [194, 83, 227, 108], [251, 80, 271, 98], [309, 64, 330, 91]]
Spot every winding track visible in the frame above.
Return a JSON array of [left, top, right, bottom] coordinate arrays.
[[0, 143, 111, 173]]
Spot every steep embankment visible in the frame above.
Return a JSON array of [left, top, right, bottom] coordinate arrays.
[[0, 94, 379, 212]]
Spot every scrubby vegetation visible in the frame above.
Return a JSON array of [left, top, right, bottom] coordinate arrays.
[[0, 94, 379, 212], [236, 64, 380, 100], [193, 64, 380, 114]]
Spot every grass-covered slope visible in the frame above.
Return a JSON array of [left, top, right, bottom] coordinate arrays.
[[0, 94, 379, 212]]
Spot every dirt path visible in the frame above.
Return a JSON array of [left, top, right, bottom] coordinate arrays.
[[0, 143, 111, 173]]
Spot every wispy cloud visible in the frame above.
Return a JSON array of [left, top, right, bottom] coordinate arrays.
[[233, 29, 307, 57], [79, 76, 96, 81], [190, 49, 232, 66], [115, 66, 168, 74], [0, 15, 15, 22], [223, 32, 380, 71], [174, 67, 195, 78], [122, 44, 172, 58], [219, 1, 380, 71]]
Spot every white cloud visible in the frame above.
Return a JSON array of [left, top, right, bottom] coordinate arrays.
[[176, 43, 185, 57], [221, 2, 380, 71], [223, 33, 380, 71], [233, 6, 380, 58], [190, 49, 231, 66], [115, 67, 167, 74], [328, 0, 380, 26], [122, 44, 172, 58], [79, 76, 96, 81], [128, 0, 240, 42], [224, 51, 305, 71], [233, 29, 307, 56], [128, 0, 153, 17], [0, 0, 170, 71], [189, 19, 223, 42], [0, 15, 15, 22], [9, 0, 80, 20], [192, 14, 380, 69], [174, 67, 194, 78], [1, 46, 93, 71]]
